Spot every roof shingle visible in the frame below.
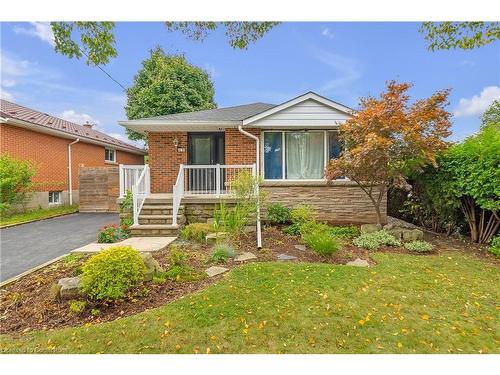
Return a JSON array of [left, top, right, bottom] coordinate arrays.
[[138, 102, 276, 122], [0, 99, 145, 154]]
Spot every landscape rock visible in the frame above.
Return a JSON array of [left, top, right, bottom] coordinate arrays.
[[205, 266, 229, 277], [360, 223, 382, 234], [58, 276, 82, 300], [235, 252, 257, 262], [386, 228, 405, 240], [277, 254, 298, 261], [206, 218, 215, 225], [346, 258, 370, 267], [243, 225, 256, 233], [294, 244, 307, 251], [402, 229, 424, 241], [205, 232, 228, 244], [140, 252, 164, 281]]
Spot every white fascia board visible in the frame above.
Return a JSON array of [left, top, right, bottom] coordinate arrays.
[[242, 92, 354, 126], [118, 120, 241, 134]]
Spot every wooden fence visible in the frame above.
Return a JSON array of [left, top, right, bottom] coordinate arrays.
[[79, 166, 119, 212]]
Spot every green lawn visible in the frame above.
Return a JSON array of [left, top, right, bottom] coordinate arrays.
[[0, 205, 79, 227], [1, 252, 498, 354]]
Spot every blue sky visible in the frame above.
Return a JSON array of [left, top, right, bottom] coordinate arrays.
[[1, 22, 499, 146]]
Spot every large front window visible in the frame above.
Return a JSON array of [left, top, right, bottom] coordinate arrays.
[[263, 130, 342, 180]]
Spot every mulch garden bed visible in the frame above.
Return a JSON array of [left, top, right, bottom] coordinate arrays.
[[1, 224, 497, 336]]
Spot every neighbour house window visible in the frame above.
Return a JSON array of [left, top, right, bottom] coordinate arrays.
[[263, 130, 343, 180], [48, 191, 62, 205], [105, 148, 116, 162]]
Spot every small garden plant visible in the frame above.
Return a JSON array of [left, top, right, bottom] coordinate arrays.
[[97, 223, 131, 243], [302, 229, 340, 256], [153, 246, 205, 283], [353, 230, 401, 250], [329, 225, 360, 239], [81, 246, 146, 300], [404, 240, 434, 253], [267, 203, 291, 224], [488, 235, 500, 257], [209, 242, 236, 264], [180, 222, 213, 242], [68, 300, 87, 314]]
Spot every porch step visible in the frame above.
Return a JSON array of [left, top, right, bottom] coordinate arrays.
[[130, 224, 181, 237], [140, 205, 184, 215], [138, 214, 186, 225]]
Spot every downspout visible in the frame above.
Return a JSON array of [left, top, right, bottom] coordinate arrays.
[[237, 125, 262, 249], [68, 138, 80, 205]]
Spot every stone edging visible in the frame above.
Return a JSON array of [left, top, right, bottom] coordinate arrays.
[[0, 254, 68, 288]]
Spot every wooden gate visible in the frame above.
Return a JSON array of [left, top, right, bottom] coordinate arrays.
[[79, 166, 119, 212]]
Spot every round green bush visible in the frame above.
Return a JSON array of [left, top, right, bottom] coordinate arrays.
[[404, 240, 434, 253], [81, 246, 146, 300], [267, 203, 291, 224]]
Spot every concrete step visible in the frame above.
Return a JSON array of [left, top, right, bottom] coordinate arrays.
[[138, 214, 186, 225], [130, 224, 181, 237], [140, 205, 185, 215]]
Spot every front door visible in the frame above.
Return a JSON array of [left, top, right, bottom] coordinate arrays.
[[187, 132, 224, 192]]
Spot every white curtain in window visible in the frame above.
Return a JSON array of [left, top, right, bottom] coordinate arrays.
[[286, 132, 324, 179]]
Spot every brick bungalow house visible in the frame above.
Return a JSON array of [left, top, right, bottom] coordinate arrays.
[[118, 92, 386, 238], [0, 99, 146, 210]]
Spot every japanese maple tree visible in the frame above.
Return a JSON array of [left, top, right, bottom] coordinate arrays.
[[326, 81, 452, 225]]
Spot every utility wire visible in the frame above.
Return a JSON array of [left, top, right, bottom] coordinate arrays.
[[80, 49, 128, 92]]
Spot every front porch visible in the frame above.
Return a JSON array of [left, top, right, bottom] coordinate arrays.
[[119, 163, 256, 236]]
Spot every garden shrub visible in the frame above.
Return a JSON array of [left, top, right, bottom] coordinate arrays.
[[167, 246, 188, 266], [329, 225, 360, 239], [214, 202, 249, 234], [404, 240, 434, 253], [283, 223, 301, 236], [69, 300, 87, 314], [97, 223, 130, 243], [303, 229, 340, 256], [488, 235, 500, 257], [290, 205, 316, 226], [81, 246, 146, 300], [299, 221, 331, 237], [0, 154, 36, 214], [180, 222, 213, 242], [209, 242, 236, 263], [267, 203, 291, 224], [353, 230, 401, 250]]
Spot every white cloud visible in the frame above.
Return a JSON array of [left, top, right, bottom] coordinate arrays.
[[453, 86, 500, 117], [13, 22, 55, 46], [0, 89, 14, 101], [1, 79, 16, 88], [1, 53, 36, 77], [59, 110, 100, 126], [313, 49, 361, 93], [321, 27, 335, 40]]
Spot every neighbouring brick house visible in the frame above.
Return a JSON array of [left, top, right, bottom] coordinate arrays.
[[118, 92, 386, 237], [0, 99, 146, 210]]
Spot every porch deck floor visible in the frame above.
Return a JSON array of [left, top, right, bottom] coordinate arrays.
[[148, 193, 237, 201]]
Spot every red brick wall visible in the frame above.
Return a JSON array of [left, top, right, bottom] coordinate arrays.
[[225, 128, 259, 165], [148, 132, 188, 193], [0, 124, 144, 191]]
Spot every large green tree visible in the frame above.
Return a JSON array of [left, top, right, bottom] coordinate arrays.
[[420, 22, 500, 51], [125, 47, 216, 142], [50, 22, 279, 66]]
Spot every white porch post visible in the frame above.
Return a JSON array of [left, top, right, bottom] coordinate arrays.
[[215, 163, 221, 197]]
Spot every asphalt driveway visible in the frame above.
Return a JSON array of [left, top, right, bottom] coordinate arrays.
[[0, 213, 119, 282]]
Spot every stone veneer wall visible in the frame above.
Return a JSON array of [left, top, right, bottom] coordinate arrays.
[[261, 182, 387, 224]]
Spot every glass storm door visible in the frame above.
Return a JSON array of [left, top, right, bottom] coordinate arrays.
[[187, 133, 224, 192]]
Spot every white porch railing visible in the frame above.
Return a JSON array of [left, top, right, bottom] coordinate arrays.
[[131, 165, 150, 225], [172, 164, 256, 225], [119, 164, 148, 198]]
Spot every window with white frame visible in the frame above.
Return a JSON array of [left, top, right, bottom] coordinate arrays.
[[263, 130, 343, 180], [105, 148, 116, 162], [48, 191, 62, 204]]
